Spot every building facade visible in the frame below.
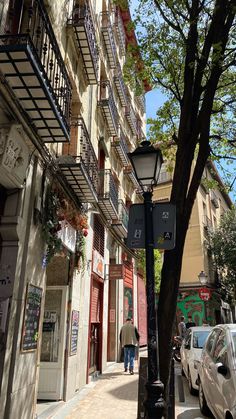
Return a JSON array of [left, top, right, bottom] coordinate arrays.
[[0, 0, 147, 418], [153, 161, 232, 326]]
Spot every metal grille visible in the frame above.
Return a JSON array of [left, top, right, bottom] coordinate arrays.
[[93, 215, 105, 256]]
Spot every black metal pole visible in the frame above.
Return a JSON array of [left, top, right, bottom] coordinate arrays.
[[143, 191, 165, 419]]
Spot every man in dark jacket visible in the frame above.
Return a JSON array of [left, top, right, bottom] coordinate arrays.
[[120, 318, 140, 374]]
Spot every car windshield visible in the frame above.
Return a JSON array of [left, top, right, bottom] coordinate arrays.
[[192, 331, 210, 349]]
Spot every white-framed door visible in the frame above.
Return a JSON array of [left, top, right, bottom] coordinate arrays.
[[38, 286, 68, 400]]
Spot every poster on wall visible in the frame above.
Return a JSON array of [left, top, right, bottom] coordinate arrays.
[[124, 287, 133, 321], [70, 310, 79, 356], [21, 284, 43, 352]]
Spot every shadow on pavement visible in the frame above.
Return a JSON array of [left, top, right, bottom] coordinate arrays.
[[176, 408, 208, 419], [107, 376, 138, 401]]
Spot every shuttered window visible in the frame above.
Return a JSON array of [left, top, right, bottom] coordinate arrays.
[[124, 261, 133, 288], [91, 278, 102, 323], [93, 215, 105, 257]]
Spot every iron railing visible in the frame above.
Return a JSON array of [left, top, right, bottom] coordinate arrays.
[[114, 7, 126, 55], [113, 64, 128, 106], [100, 11, 116, 68], [118, 199, 129, 230], [0, 0, 72, 129], [99, 169, 119, 213], [98, 80, 119, 135]]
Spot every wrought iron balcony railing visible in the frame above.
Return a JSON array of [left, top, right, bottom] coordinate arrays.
[[112, 199, 129, 238], [58, 117, 98, 203], [98, 169, 119, 219], [203, 215, 212, 231], [111, 126, 129, 166], [157, 171, 173, 184], [100, 11, 117, 68], [0, 0, 72, 143], [98, 80, 119, 136], [113, 65, 128, 107], [70, 1, 98, 84], [125, 102, 137, 135], [123, 164, 139, 188], [136, 94, 146, 114], [210, 190, 219, 208], [114, 7, 126, 56]]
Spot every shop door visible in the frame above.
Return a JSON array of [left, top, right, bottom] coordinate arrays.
[[89, 278, 103, 375], [38, 286, 68, 400], [89, 323, 99, 375]]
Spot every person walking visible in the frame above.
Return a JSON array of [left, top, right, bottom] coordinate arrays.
[[178, 315, 186, 340], [186, 315, 196, 329], [120, 317, 140, 374]]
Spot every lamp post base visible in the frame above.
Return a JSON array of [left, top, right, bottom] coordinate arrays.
[[144, 380, 165, 419]]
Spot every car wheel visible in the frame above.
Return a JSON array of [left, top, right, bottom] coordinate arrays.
[[199, 381, 211, 416], [188, 369, 195, 395]]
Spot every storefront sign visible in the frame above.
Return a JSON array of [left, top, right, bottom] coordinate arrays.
[[70, 310, 79, 356], [92, 249, 104, 278], [109, 264, 124, 280], [21, 284, 43, 351], [199, 287, 211, 301], [57, 220, 76, 253]]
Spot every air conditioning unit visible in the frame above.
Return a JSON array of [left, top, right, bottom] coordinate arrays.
[[0, 125, 29, 189]]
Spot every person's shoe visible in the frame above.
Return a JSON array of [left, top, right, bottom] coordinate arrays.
[[129, 368, 134, 375], [124, 368, 128, 372]]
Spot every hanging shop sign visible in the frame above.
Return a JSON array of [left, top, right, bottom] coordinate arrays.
[[109, 264, 124, 280], [21, 284, 43, 351], [199, 287, 211, 301], [57, 220, 76, 253], [92, 249, 104, 278]]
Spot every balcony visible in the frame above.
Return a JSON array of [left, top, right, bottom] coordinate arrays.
[[115, 8, 126, 56], [70, 1, 98, 84], [203, 215, 212, 233], [113, 65, 127, 107], [98, 169, 119, 219], [98, 81, 119, 136], [157, 171, 173, 184], [123, 164, 139, 188], [136, 94, 146, 114], [0, 0, 72, 143], [100, 12, 117, 68], [125, 102, 137, 135], [210, 190, 219, 208], [58, 118, 98, 203], [112, 199, 129, 238], [111, 126, 129, 166]]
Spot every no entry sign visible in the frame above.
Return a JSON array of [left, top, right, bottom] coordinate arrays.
[[199, 287, 211, 301]]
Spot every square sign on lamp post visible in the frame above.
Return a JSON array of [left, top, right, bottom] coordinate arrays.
[[126, 203, 176, 250]]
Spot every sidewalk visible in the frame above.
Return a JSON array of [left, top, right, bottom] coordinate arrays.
[[37, 359, 209, 419]]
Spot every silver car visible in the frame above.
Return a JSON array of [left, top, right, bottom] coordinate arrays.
[[180, 326, 212, 394], [198, 324, 236, 419]]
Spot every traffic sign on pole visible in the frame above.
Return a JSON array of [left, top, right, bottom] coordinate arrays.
[[126, 203, 176, 250]]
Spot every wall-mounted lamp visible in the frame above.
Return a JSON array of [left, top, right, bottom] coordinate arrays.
[[198, 270, 208, 286]]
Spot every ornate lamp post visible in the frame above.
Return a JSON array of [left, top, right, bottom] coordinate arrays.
[[198, 270, 208, 286], [128, 140, 165, 418]]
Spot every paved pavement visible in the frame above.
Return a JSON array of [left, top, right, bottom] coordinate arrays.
[[37, 358, 210, 419]]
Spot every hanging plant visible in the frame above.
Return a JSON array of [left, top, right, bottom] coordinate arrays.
[[42, 186, 62, 265]]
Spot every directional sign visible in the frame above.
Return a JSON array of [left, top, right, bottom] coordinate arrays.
[[126, 203, 176, 250]]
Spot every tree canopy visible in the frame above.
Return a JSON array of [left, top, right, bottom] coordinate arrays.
[[129, 0, 236, 193], [206, 207, 236, 302]]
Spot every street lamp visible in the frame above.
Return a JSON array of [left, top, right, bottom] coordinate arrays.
[[128, 140, 165, 419], [198, 270, 208, 286]]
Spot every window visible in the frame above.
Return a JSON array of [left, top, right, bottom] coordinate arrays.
[[192, 331, 211, 349], [93, 215, 105, 256], [212, 332, 227, 365], [205, 329, 220, 355]]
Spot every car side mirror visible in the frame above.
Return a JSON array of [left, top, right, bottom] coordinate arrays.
[[217, 364, 228, 376]]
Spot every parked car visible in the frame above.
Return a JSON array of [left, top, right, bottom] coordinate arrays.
[[197, 324, 236, 419], [180, 326, 212, 394]]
